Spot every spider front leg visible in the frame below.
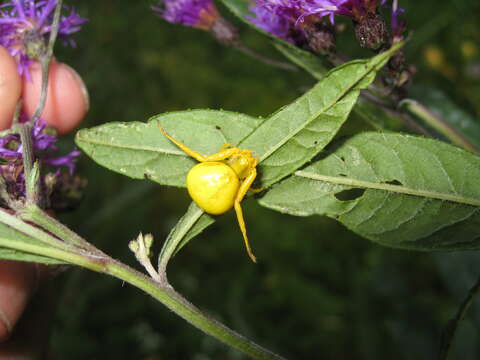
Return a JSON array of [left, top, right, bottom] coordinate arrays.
[[234, 168, 258, 263], [160, 126, 239, 162]]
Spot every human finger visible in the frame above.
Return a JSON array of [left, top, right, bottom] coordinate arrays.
[[0, 260, 38, 343], [22, 59, 89, 134], [0, 46, 22, 130]]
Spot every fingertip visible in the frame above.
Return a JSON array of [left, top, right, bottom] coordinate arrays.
[[22, 60, 89, 134], [0, 46, 22, 131], [0, 261, 37, 342]]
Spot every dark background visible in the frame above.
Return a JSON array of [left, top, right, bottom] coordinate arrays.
[[50, 0, 480, 358]]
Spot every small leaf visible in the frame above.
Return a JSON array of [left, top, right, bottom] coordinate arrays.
[[239, 43, 403, 187], [158, 202, 214, 270], [0, 248, 66, 265], [75, 110, 262, 187], [0, 222, 66, 264], [273, 42, 328, 79], [260, 132, 480, 250]]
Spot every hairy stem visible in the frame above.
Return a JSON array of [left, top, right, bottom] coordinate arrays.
[[19, 0, 63, 205], [0, 209, 284, 359], [0, 208, 72, 251], [0, 232, 285, 360], [18, 124, 35, 199], [31, 0, 63, 124], [19, 205, 101, 253]]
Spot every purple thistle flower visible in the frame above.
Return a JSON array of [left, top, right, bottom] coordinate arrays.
[[298, 0, 350, 24], [153, 0, 220, 30], [0, 116, 80, 202], [0, 0, 87, 77], [299, 0, 388, 24], [248, 0, 303, 43], [390, 0, 405, 41]]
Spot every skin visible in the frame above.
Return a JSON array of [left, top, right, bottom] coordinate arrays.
[[22, 59, 89, 134], [0, 48, 88, 357], [0, 51, 89, 132], [0, 46, 22, 128]]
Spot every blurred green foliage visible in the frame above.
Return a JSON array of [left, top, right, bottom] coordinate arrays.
[[50, 0, 480, 358]]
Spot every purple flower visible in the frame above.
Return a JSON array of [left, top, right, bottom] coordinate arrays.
[[299, 0, 388, 24], [248, 0, 303, 43], [0, 0, 87, 77], [153, 0, 220, 30], [390, 0, 405, 41], [0, 117, 80, 201]]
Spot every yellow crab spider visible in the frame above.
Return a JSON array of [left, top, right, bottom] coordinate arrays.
[[160, 126, 259, 263]]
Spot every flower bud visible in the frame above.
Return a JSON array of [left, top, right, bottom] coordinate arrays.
[[303, 21, 336, 55], [354, 13, 388, 50]]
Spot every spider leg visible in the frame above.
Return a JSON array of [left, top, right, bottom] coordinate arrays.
[[160, 126, 208, 162], [160, 126, 241, 162], [203, 148, 240, 162], [234, 168, 258, 263]]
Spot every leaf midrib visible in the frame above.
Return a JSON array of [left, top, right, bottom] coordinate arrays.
[[76, 134, 187, 156], [295, 171, 480, 207], [252, 57, 387, 164], [252, 77, 357, 163]]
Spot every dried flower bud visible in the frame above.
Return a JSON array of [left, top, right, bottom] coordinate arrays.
[[302, 20, 336, 55], [354, 13, 388, 50]]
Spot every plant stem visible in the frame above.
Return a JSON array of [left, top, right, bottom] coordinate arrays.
[[439, 275, 480, 360], [19, 0, 63, 205], [0, 208, 72, 251], [18, 124, 35, 200], [20, 205, 101, 253], [399, 99, 479, 152], [158, 202, 206, 272], [31, 0, 63, 124], [235, 42, 298, 71], [0, 232, 285, 360], [108, 262, 285, 360]]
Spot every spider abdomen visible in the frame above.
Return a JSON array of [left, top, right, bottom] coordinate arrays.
[[186, 162, 240, 215]]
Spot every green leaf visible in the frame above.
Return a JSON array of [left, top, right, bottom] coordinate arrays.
[[76, 49, 399, 266], [274, 41, 404, 133], [221, 0, 405, 136], [0, 222, 66, 264], [273, 42, 328, 79], [75, 110, 262, 187], [239, 43, 403, 187], [260, 132, 480, 250], [158, 202, 214, 270], [0, 248, 66, 264]]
